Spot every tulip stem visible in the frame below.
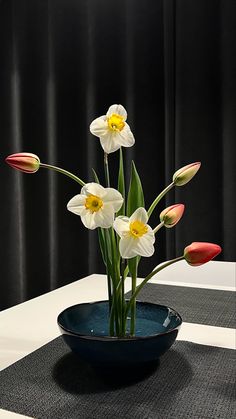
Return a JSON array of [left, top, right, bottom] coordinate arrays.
[[40, 163, 85, 186], [148, 182, 175, 218], [153, 221, 165, 234], [125, 256, 184, 316]]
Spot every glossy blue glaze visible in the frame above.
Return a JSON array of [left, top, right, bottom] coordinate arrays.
[[57, 301, 182, 367]]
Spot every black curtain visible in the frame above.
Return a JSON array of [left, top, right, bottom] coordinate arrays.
[[0, 0, 235, 310]]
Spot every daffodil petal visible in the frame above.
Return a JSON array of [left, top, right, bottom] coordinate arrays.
[[119, 236, 138, 259], [116, 124, 135, 147], [68, 182, 124, 230], [113, 216, 130, 237], [80, 205, 114, 230], [135, 232, 155, 257], [94, 203, 115, 228], [67, 194, 86, 215], [103, 188, 123, 212], [107, 104, 127, 121], [119, 224, 155, 258], [80, 212, 97, 230], [144, 226, 155, 245], [99, 132, 121, 154], [81, 182, 106, 198], [130, 207, 148, 224], [90, 116, 108, 138]]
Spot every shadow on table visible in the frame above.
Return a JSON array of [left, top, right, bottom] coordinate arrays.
[[53, 348, 193, 395]]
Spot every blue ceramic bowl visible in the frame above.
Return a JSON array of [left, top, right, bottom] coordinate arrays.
[[57, 300, 182, 367]]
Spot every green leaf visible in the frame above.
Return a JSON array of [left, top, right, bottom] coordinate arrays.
[[92, 168, 100, 184], [97, 228, 106, 265], [126, 162, 145, 272], [128, 257, 138, 278], [117, 148, 125, 216], [127, 161, 145, 216], [98, 228, 114, 273]]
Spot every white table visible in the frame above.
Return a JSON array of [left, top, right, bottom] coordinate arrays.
[[0, 260, 235, 419]]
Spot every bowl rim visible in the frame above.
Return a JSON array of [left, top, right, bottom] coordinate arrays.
[[57, 300, 182, 341]]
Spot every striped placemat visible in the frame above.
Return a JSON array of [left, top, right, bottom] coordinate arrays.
[[126, 283, 236, 328], [0, 336, 235, 419]]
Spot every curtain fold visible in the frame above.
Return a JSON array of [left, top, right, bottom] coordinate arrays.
[[220, 1, 236, 261], [174, 0, 224, 255], [46, 0, 58, 290], [163, 0, 176, 259], [0, 0, 235, 310]]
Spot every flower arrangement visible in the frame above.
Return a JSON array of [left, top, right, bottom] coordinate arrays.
[[5, 104, 221, 338]]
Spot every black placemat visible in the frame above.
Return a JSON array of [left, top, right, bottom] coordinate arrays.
[[126, 283, 236, 328], [0, 336, 235, 419]]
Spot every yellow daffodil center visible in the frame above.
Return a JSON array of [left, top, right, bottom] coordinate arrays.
[[85, 195, 103, 213], [107, 114, 125, 132], [129, 220, 148, 238]]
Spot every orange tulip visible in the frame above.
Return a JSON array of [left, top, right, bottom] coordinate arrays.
[[5, 152, 40, 173], [173, 162, 201, 186], [160, 204, 185, 228], [184, 242, 222, 266]]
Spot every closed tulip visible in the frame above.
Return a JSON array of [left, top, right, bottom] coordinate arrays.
[[160, 204, 185, 228], [5, 152, 40, 173], [173, 162, 201, 186], [184, 242, 222, 266]]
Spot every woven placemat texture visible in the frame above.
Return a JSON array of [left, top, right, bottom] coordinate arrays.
[[126, 283, 236, 328], [0, 336, 235, 419]]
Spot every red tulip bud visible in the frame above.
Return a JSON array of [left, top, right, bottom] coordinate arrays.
[[160, 204, 185, 228], [5, 152, 40, 173], [184, 242, 222, 266], [173, 162, 201, 186]]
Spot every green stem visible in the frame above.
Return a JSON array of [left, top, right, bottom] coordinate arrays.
[[107, 272, 112, 312], [40, 163, 85, 186], [127, 257, 138, 336], [104, 153, 110, 187], [109, 257, 126, 337], [103, 153, 117, 333], [125, 256, 184, 316], [130, 271, 137, 336], [109, 299, 115, 336], [121, 258, 126, 334], [102, 229, 112, 311], [148, 182, 175, 217], [104, 228, 116, 336], [103, 153, 121, 335], [114, 262, 128, 300], [153, 221, 165, 234], [110, 228, 121, 335], [124, 265, 129, 279], [117, 148, 125, 216]]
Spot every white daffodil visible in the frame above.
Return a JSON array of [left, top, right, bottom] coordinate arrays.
[[89, 104, 135, 154], [67, 183, 123, 230], [113, 207, 155, 259]]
